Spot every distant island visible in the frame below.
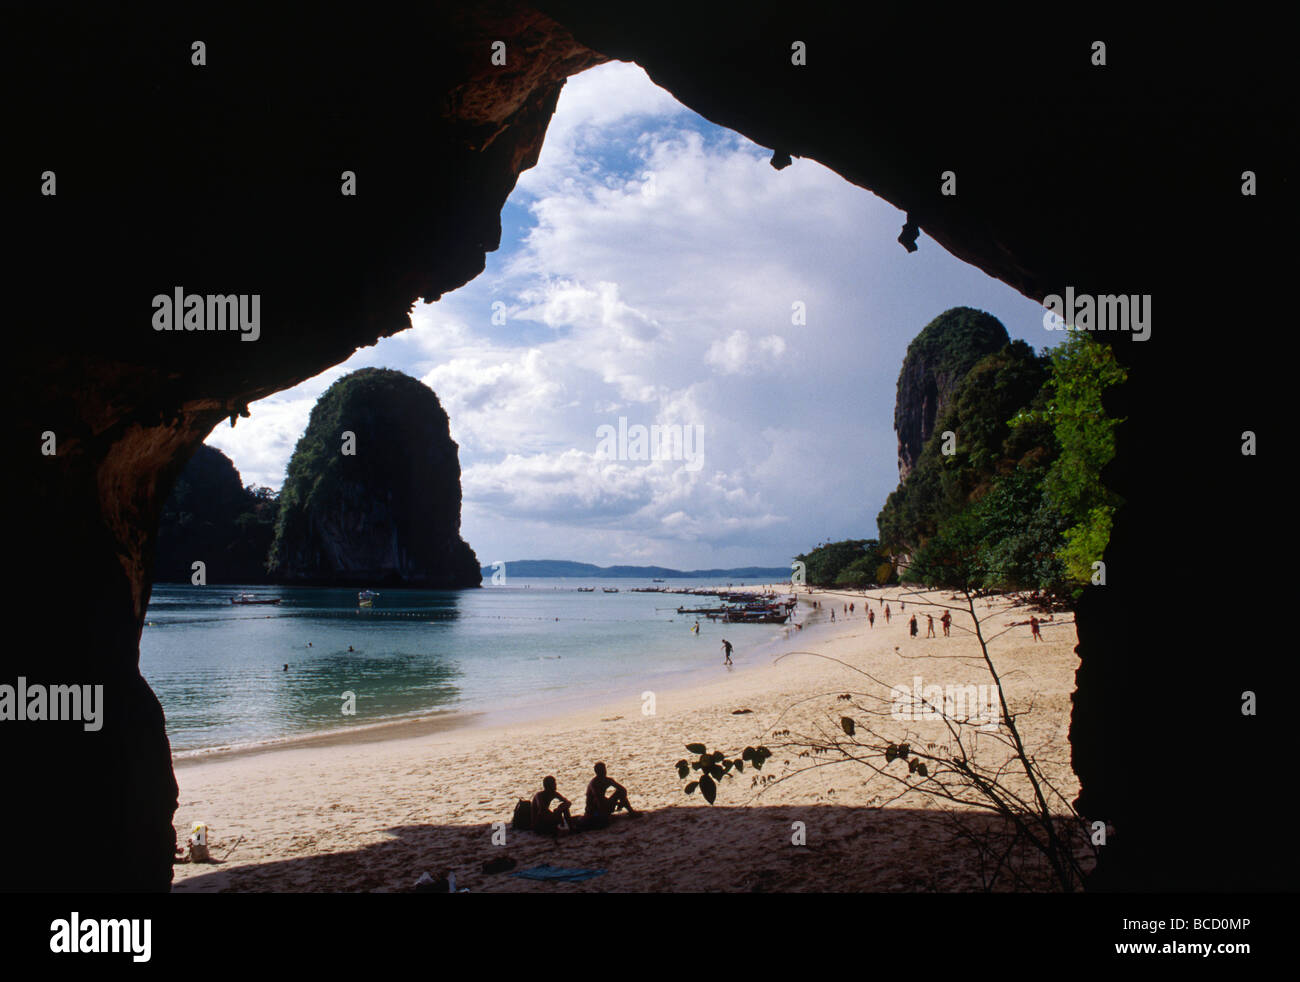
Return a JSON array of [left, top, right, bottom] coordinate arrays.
[[481, 560, 793, 580], [155, 368, 480, 588]]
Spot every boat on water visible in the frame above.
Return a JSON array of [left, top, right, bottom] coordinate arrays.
[[724, 610, 789, 624], [652, 578, 665, 583], [231, 594, 280, 605], [602, 587, 620, 593], [358, 590, 379, 607], [577, 587, 596, 592]]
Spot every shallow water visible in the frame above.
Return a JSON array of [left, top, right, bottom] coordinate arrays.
[[141, 578, 796, 753]]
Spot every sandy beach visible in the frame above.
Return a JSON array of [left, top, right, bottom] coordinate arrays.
[[171, 586, 1082, 893]]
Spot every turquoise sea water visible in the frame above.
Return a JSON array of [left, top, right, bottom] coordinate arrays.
[[140, 578, 800, 754]]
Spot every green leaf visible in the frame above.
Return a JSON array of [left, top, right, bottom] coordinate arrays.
[[916, 763, 928, 777], [685, 781, 698, 795], [699, 774, 717, 804], [741, 746, 755, 761], [686, 743, 707, 754], [898, 743, 910, 758], [677, 764, 689, 779], [734, 760, 744, 773], [708, 764, 724, 781], [840, 716, 855, 737]]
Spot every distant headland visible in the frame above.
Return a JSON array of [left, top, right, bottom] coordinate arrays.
[[480, 560, 793, 580]]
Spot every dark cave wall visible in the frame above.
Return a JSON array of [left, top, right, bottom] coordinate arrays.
[[6, 2, 1290, 890]]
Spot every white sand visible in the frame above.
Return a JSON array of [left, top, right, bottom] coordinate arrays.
[[171, 587, 1082, 892]]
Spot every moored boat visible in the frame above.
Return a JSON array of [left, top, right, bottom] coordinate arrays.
[[231, 594, 280, 605]]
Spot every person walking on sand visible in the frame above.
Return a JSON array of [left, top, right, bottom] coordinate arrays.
[[940, 610, 951, 637], [1030, 615, 1043, 642], [884, 604, 891, 624], [926, 614, 935, 638], [721, 639, 733, 665], [909, 614, 918, 638], [831, 609, 835, 622], [868, 608, 875, 628]]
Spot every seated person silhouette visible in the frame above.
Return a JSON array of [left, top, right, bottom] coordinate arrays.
[[530, 775, 572, 836], [580, 762, 637, 830]]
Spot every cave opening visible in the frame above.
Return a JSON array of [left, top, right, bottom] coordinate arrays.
[[9, 5, 1284, 895], [157, 62, 1094, 892]]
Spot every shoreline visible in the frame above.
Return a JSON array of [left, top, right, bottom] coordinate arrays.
[[171, 585, 1080, 892], [167, 581, 809, 763]]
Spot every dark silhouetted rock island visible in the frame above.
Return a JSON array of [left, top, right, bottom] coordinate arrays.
[[894, 307, 1008, 481], [155, 445, 279, 584], [269, 369, 481, 588]]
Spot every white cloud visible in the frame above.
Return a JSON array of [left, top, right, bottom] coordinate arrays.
[[210, 61, 1051, 568], [705, 330, 788, 375]]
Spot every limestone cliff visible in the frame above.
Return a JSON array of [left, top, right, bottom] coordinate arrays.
[[269, 369, 481, 588], [154, 445, 278, 584], [894, 307, 1008, 482], [8, 3, 1288, 892]]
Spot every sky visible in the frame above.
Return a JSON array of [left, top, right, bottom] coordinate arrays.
[[207, 62, 1053, 571]]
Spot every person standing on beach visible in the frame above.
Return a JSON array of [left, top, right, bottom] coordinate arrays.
[[868, 609, 875, 628], [909, 614, 918, 638], [831, 609, 835, 622], [1030, 615, 1043, 642], [884, 604, 891, 624], [721, 639, 733, 664], [926, 614, 935, 638], [940, 610, 951, 637]]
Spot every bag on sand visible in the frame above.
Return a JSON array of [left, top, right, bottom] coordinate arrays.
[[188, 823, 211, 863], [511, 799, 533, 831]]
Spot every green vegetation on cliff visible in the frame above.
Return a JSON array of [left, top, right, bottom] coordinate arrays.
[[154, 445, 279, 583], [793, 539, 890, 587], [889, 328, 1125, 601], [268, 368, 481, 588], [794, 309, 1124, 606]]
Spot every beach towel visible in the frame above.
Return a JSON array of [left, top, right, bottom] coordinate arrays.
[[510, 864, 606, 883]]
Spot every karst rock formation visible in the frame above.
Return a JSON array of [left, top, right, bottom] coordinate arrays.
[[8, 4, 1288, 890], [269, 369, 481, 589]]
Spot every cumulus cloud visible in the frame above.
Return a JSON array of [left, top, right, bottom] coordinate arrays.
[[210, 61, 1050, 568], [705, 330, 788, 375]]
